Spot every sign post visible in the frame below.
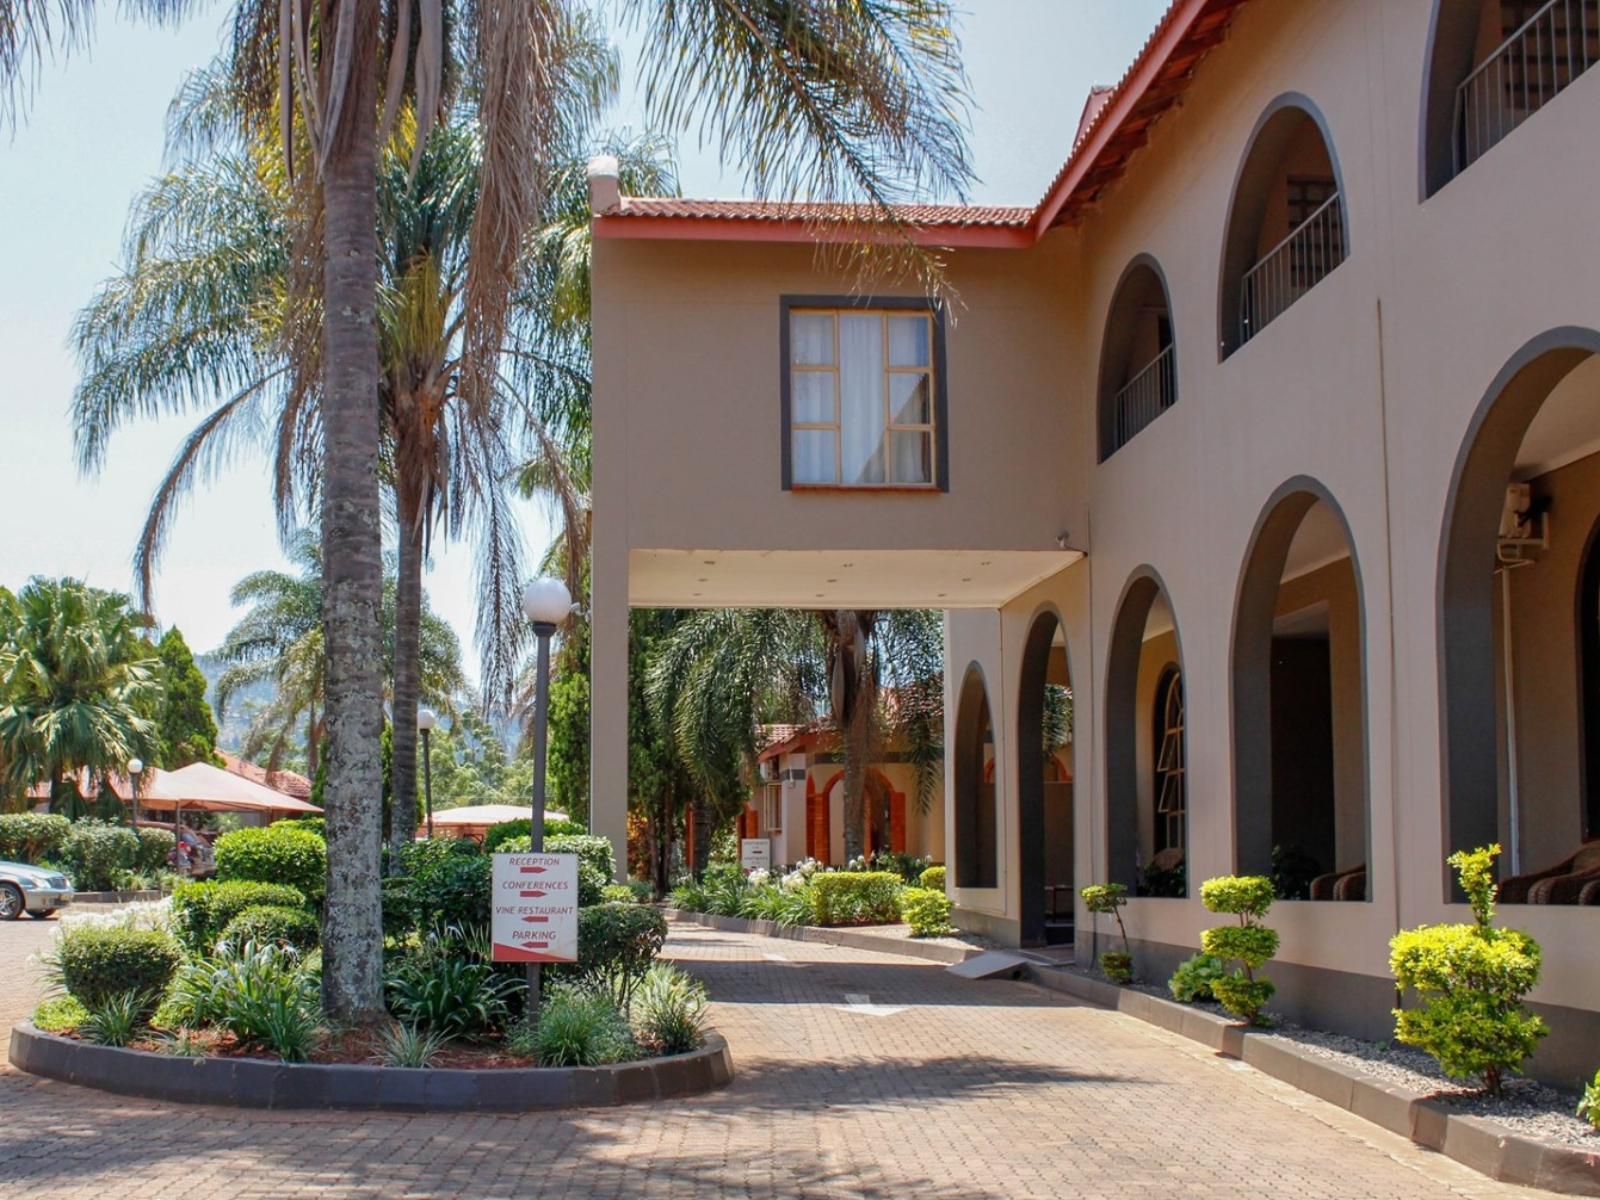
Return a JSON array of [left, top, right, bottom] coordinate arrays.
[[492, 852, 579, 965]]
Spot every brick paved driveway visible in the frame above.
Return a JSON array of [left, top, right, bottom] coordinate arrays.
[[0, 914, 1546, 1198]]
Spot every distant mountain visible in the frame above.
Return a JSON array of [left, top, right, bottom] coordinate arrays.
[[195, 653, 286, 758]]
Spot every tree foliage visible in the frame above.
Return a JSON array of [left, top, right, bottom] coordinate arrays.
[[153, 627, 219, 768]]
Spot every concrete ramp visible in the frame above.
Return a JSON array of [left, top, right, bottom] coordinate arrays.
[[945, 951, 1030, 981]]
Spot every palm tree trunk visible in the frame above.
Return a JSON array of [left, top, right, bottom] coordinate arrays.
[[841, 689, 872, 864], [690, 792, 712, 880], [388, 487, 424, 870], [317, 12, 386, 1025], [306, 706, 319, 777], [833, 609, 874, 865]]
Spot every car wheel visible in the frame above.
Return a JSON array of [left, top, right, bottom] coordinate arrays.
[[0, 884, 23, 920], [28, 908, 57, 920]]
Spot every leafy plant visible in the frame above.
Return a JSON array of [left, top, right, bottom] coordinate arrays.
[[32, 995, 89, 1033], [811, 871, 902, 926], [667, 877, 711, 913], [1200, 875, 1279, 1025], [59, 820, 142, 892], [918, 865, 946, 892], [155, 1028, 206, 1057], [1389, 845, 1547, 1096], [169, 880, 307, 954], [536, 983, 635, 1066], [1081, 883, 1133, 982], [385, 928, 518, 1039], [482, 818, 585, 852], [80, 990, 150, 1047], [553, 903, 668, 1008], [630, 963, 709, 1055], [53, 924, 180, 1010], [0, 813, 71, 863], [1270, 844, 1322, 901], [870, 851, 931, 885], [376, 1022, 451, 1068], [199, 940, 322, 1061], [899, 886, 954, 937], [220, 904, 320, 953], [1168, 952, 1227, 1003], [1578, 1068, 1600, 1131], [215, 824, 327, 902], [601, 883, 639, 905], [739, 882, 814, 927]]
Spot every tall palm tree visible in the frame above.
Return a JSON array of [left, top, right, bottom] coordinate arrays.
[[649, 607, 943, 866], [213, 530, 466, 775], [0, 578, 164, 813]]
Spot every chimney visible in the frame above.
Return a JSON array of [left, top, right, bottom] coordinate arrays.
[[587, 155, 621, 216]]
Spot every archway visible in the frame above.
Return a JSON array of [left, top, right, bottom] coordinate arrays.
[[1233, 484, 1370, 901], [1017, 610, 1076, 945], [1219, 96, 1348, 357], [1441, 329, 1600, 899], [1097, 256, 1177, 461], [1105, 572, 1188, 895], [954, 663, 997, 888]]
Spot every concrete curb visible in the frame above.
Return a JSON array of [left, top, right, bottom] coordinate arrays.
[[9, 1023, 734, 1112], [664, 907, 981, 966], [1025, 965, 1600, 1195], [71, 890, 164, 905]]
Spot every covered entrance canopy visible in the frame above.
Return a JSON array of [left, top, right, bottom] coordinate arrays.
[[423, 804, 568, 841], [137, 762, 323, 817]]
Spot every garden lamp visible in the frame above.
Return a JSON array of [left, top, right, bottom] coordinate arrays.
[[418, 707, 438, 840], [518, 576, 571, 1019], [127, 757, 143, 828]]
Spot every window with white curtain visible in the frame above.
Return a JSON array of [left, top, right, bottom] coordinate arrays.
[[786, 305, 939, 488]]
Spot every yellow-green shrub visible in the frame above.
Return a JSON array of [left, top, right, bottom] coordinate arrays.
[[1081, 882, 1133, 983], [810, 871, 902, 926], [900, 887, 953, 937], [1389, 845, 1546, 1096], [1199, 875, 1278, 1024]]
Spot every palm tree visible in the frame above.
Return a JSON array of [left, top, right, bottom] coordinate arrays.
[[0, 578, 164, 814], [648, 608, 943, 866], [213, 530, 467, 775]]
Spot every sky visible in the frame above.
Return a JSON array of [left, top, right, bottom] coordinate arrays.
[[0, 0, 1167, 684]]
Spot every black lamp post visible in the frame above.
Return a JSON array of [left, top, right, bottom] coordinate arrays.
[[418, 708, 437, 839], [520, 576, 572, 1021]]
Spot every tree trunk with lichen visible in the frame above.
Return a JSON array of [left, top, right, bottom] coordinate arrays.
[[832, 610, 877, 866], [387, 476, 425, 872], [318, 7, 386, 1025]]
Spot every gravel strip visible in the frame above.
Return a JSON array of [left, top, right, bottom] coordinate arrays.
[[859, 923, 1000, 954]]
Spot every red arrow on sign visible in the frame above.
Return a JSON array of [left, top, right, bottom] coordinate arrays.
[[519, 888, 547, 898], [521, 914, 550, 924], [519, 865, 548, 874]]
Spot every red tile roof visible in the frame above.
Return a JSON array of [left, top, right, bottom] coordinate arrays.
[[219, 753, 314, 801], [596, 0, 1250, 247]]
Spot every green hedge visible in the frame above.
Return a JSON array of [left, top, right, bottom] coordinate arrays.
[[60, 820, 142, 891], [483, 817, 586, 852], [548, 903, 668, 1007], [170, 880, 308, 953], [0, 812, 71, 863], [56, 925, 181, 1009], [810, 871, 902, 926], [215, 824, 327, 901], [220, 904, 321, 953], [899, 887, 953, 937], [133, 827, 175, 875], [918, 865, 946, 892], [383, 848, 492, 936]]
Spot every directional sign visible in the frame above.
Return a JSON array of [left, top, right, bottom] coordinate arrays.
[[740, 838, 771, 872], [491, 852, 579, 963]]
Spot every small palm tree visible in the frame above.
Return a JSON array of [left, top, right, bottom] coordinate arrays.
[[0, 578, 164, 814], [648, 608, 943, 866]]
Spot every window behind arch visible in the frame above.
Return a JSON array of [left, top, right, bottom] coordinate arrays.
[[1153, 667, 1187, 855]]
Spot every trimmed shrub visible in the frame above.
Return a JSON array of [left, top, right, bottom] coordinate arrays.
[[0, 812, 71, 863], [274, 817, 325, 839], [1389, 845, 1547, 1095], [1081, 882, 1133, 983], [32, 994, 89, 1033], [133, 827, 176, 875], [811, 871, 902, 926], [215, 824, 327, 901], [220, 904, 320, 953], [631, 963, 709, 1055], [60, 820, 142, 891], [170, 880, 308, 954], [1200, 875, 1279, 1024], [900, 887, 954, 937], [386, 851, 493, 936], [554, 902, 668, 1007], [1167, 952, 1227, 1004], [601, 883, 639, 904], [918, 864, 947, 892], [871, 851, 931, 885], [55, 924, 181, 1009], [483, 818, 586, 852], [536, 983, 634, 1066]]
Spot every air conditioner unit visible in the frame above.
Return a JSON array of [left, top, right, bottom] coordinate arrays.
[[1498, 483, 1532, 540], [1496, 482, 1550, 567], [758, 758, 776, 782]]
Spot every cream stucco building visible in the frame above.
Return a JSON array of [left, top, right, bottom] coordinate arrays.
[[587, 0, 1600, 1086]]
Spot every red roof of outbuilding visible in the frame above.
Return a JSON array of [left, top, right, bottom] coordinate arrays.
[[594, 0, 1250, 248]]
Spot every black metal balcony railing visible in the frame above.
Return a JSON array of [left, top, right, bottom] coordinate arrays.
[[1238, 192, 1344, 347], [1110, 343, 1176, 453], [1455, 0, 1599, 176]]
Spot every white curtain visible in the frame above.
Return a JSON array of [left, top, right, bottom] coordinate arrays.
[[839, 314, 885, 484]]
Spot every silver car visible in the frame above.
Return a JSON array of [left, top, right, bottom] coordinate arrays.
[[0, 861, 74, 920]]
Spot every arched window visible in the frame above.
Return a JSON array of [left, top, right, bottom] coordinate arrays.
[[1219, 98, 1348, 356], [1422, 1, 1599, 198], [1105, 572, 1188, 896], [1098, 257, 1177, 460], [1440, 331, 1600, 899], [954, 663, 997, 889], [1232, 485, 1371, 901]]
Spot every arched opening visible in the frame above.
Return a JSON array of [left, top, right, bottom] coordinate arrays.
[[1219, 97, 1348, 357], [954, 663, 997, 889], [1105, 573, 1188, 896], [818, 767, 906, 863], [1233, 485, 1370, 901], [1017, 611, 1076, 946], [1441, 330, 1600, 903], [1098, 256, 1177, 461], [1422, 1, 1599, 197]]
